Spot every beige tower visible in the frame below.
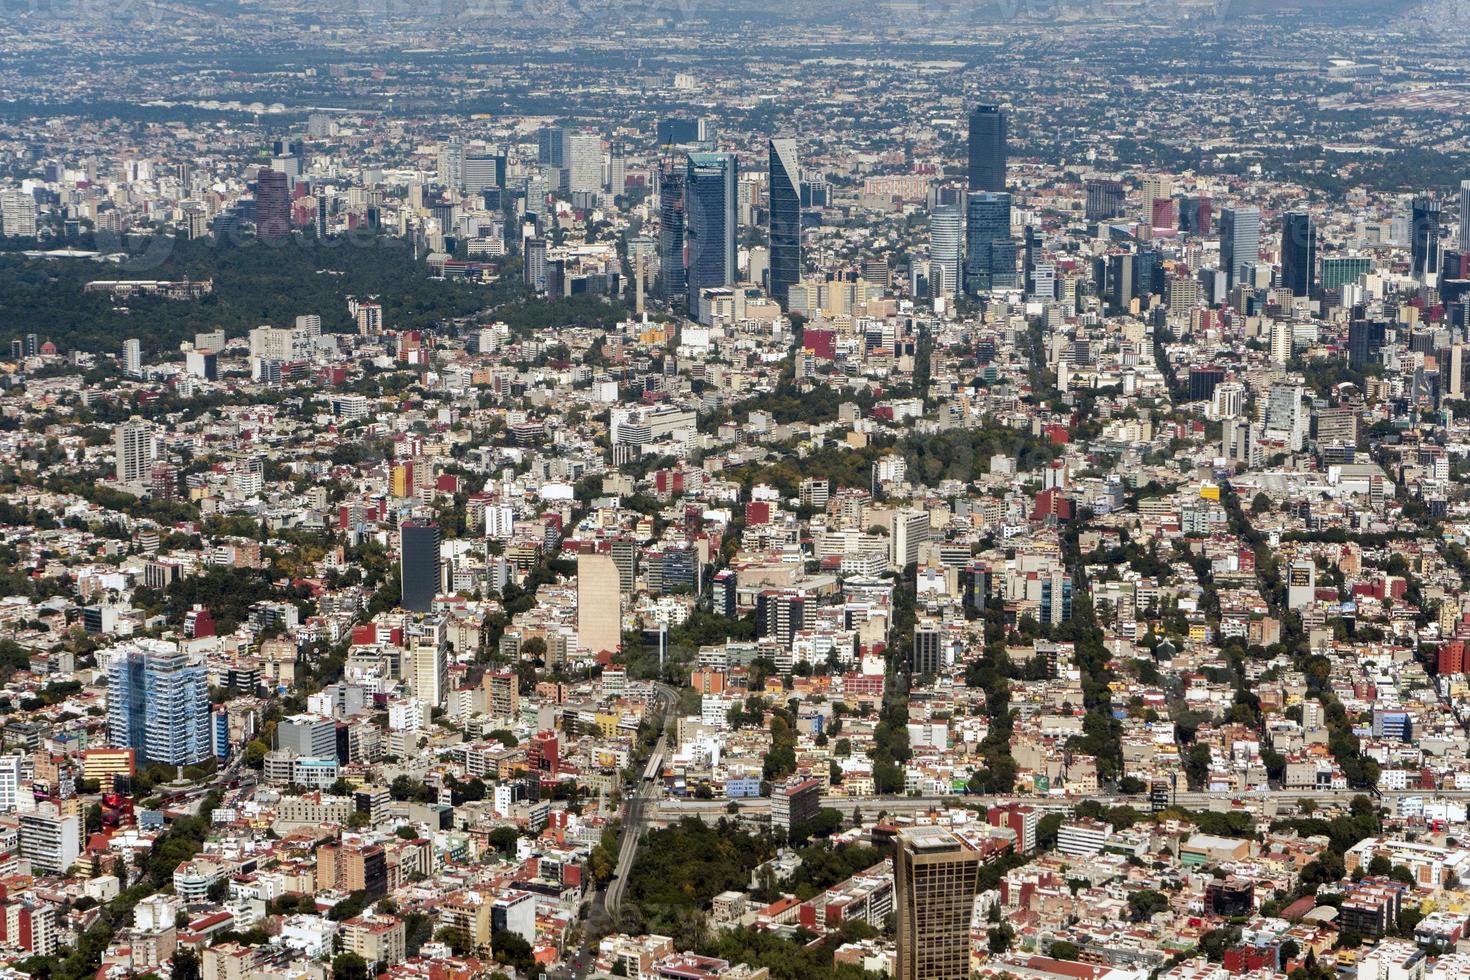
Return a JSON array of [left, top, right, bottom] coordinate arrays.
[[895, 827, 982, 980], [577, 552, 622, 656]]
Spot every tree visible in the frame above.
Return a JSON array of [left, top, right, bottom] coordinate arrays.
[[332, 952, 369, 980], [1049, 941, 1080, 961], [173, 948, 201, 980], [1250, 493, 1272, 514]]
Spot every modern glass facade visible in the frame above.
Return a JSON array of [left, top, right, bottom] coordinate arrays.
[[768, 137, 801, 309]]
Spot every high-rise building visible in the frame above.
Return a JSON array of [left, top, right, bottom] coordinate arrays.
[[577, 552, 622, 656], [399, 520, 440, 613], [1085, 178, 1125, 222], [929, 205, 961, 298], [19, 805, 79, 876], [1141, 174, 1173, 221], [114, 417, 155, 484], [768, 137, 802, 309], [0, 190, 38, 238], [464, 154, 506, 199], [407, 624, 448, 708], [966, 105, 1007, 194], [523, 238, 548, 293], [684, 152, 738, 313], [107, 641, 211, 766], [438, 141, 464, 190], [913, 620, 943, 675], [895, 827, 982, 980], [657, 166, 686, 303], [1460, 179, 1470, 253], [1220, 206, 1261, 291], [276, 714, 338, 760], [964, 191, 1016, 293], [536, 125, 566, 169], [254, 167, 291, 242], [1412, 195, 1443, 281], [566, 132, 602, 195], [1281, 212, 1317, 297], [1265, 381, 1307, 452], [123, 338, 141, 377]]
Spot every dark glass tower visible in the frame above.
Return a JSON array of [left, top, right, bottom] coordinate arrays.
[[255, 167, 291, 242], [964, 191, 1016, 293], [657, 166, 686, 304], [1280, 211, 1317, 297], [684, 152, 738, 314], [400, 519, 440, 613], [1413, 195, 1442, 280], [967, 105, 1007, 194], [768, 137, 801, 309]]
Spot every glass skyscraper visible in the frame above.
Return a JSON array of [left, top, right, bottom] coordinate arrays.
[[1280, 211, 1317, 297], [684, 152, 738, 314], [967, 105, 1007, 194], [400, 519, 441, 613], [1412, 195, 1442, 281], [657, 165, 686, 304], [1220, 205, 1261, 290], [767, 137, 801, 309], [108, 642, 211, 766], [929, 205, 961, 298], [964, 191, 1017, 294]]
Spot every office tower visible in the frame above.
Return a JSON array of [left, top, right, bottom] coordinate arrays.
[[536, 125, 566, 168], [658, 166, 686, 303], [1348, 319, 1387, 369], [768, 137, 802, 309], [1323, 256, 1372, 292], [577, 552, 622, 656], [19, 806, 80, 876], [464, 154, 506, 199], [123, 338, 141, 377], [966, 105, 1007, 193], [276, 713, 338, 760], [964, 191, 1016, 293], [523, 238, 548, 293], [1461, 180, 1470, 253], [438, 141, 464, 190], [1270, 321, 1294, 364], [1188, 366, 1226, 402], [1141, 174, 1173, 221], [1265, 381, 1307, 451], [1220, 206, 1261, 290], [399, 520, 440, 613], [254, 167, 290, 242], [566, 132, 602, 195], [1280, 212, 1317, 297], [1105, 253, 1134, 310], [895, 827, 982, 980], [929, 204, 961, 298], [913, 621, 943, 675], [114, 417, 155, 484], [1085, 178, 1125, 222], [1180, 195, 1212, 234], [684, 152, 738, 312], [0, 190, 38, 237], [408, 628, 448, 708], [1412, 195, 1443, 280], [107, 642, 211, 765]]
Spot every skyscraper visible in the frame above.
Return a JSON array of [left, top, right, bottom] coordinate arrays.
[[768, 136, 802, 309], [0, 190, 38, 238], [1220, 206, 1261, 291], [964, 191, 1017, 293], [658, 166, 686, 304], [108, 641, 211, 766], [254, 167, 291, 242], [114, 417, 155, 484], [929, 204, 961, 298], [966, 105, 1007, 194], [536, 125, 566, 169], [464, 154, 506, 199], [1084, 178, 1125, 222], [1280, 211, 1317, 297], [684, 152, 738, 313], [123, 338, 141, 378], [577, 552, 622, 656], [1460, 179, 1470, 253], [895, 827, 982, 980], [438, 141, 464, 190], [1412, 195, 1443, 281], [399, 519, 441, 613], [566, 131, 603, 195]]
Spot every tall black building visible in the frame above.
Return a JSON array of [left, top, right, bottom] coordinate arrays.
[[1412, 195, 1443, 280], [967, 105, 1007, 194], [1085, 178, 1125, 222], [254, 167, 290, 242], [1348, 319, 1386, 369], [768, 137, 802, 309], [399, 519, 440, 613], [1280, 212, 1318, 297], [657, 166, 686, 304]]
